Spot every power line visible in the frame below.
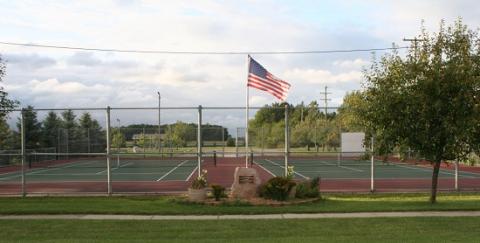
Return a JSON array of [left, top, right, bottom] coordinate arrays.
[[0, 41, 409, 55]]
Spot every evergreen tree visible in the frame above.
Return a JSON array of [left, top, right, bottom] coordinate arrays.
[[16, 106, 42, 149], [41, 111, 61, 149]]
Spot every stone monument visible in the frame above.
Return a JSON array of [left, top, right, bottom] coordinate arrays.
[[230, 167, 261, 199]]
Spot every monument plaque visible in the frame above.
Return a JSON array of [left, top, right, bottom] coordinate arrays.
[[230, 167, 261, 198]]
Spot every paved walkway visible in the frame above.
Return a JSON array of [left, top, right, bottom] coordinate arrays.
[[1, 211, 480, 220]]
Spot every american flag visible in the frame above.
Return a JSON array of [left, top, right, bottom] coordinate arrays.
[[247, 57, 290, 101]]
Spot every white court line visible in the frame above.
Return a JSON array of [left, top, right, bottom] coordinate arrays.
[[96, 162, 133, 175], [0, 160, 99, 181], [156, 160, 190, 181], [338, 165, 364, 172], [185, 166, 198, 181], [264, 159, 309, 179], [402, 163, 480, 177], [254, 161, 276, 177], [318, 161, 364, 172], [393, 163, 476, 178]]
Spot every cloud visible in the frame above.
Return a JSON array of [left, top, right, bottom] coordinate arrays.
[[2, 0, 479, 129], [66, 52, 101, 66], [4, 53, 56, 69], [283, 68, 363, 85], [66, 52, 138, 68], [333, 58, 370, 69]]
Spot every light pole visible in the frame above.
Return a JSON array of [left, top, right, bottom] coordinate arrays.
[[157, 92, 161, 153]]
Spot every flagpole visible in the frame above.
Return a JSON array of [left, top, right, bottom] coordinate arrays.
[[245, 55, 251, 168]]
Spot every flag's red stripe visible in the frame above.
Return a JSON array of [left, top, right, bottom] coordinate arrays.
[[266, 73, 291, 88], [247, 82, 285, 100], [249, 74, 290, 92], [247, 77, 287, 97], [248, 74, 290, 93], [247, 78, 287, 99], [248, 82, 285, 100], [247, 79, 288, 101], [250, 73, 290, 91]]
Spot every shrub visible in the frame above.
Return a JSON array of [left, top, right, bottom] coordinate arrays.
[[261, 177, 296, 201], [211, 184, 226, 201], [191, 169, 208, 189], [295, 177, 320, 199]]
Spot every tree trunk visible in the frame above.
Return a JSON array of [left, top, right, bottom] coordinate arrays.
[[430, 160, 442, 204]]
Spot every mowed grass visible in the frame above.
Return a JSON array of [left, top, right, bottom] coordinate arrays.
[[0, 193, 480, 215], [1, 217, 479, 242]]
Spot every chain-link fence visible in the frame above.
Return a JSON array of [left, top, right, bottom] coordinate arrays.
[[0, 106, 478, 195]]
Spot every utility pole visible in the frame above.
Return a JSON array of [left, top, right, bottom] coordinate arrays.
[[403, 37, 427, 57], [319, 86, 331, 119]]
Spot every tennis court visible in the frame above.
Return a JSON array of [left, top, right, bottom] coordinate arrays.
[[0, 157, 199, 183], [254, 157, 480, 180], [0, 156, 202, 194], [250, 156, 480, 192]]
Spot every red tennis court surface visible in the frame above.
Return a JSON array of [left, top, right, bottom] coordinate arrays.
[[0, 157, 479, 195]]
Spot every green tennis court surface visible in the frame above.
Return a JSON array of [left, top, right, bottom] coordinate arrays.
[[0, 159, 199, 182], [254, 158, 480, 180]]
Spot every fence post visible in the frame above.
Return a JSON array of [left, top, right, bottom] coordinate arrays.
[[20, 109, 26, 197], [261, 126, 265, 157], [222, 127, 225, 157], [87, 128, 91, 154], [370, 136, 375, 192], [284, 104, 289, 177], [106, 106, 112, 195], [235, 128, 239, 158], [197, 105, 202, 175], [337, 125, 342, 166]]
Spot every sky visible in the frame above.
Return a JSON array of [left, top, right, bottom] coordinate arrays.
[[1, 0, 479, 130]]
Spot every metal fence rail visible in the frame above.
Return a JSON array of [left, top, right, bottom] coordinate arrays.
[[0, 105, 478, 196]]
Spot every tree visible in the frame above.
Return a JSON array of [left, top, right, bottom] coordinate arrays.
[[0, 55, 18, 120], [0, 55, 19, 152], [361, 19, 480, 203], [111, 128, 126, 149], [17, 106, 42, 149], [59, 110, 78, 152], [78, 112, 104, 152], [41, 111, 61, 149], [0, 118, 17, 150], [337, 91, 366, 132]]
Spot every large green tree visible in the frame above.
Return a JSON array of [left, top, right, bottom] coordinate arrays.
[[0, 55, 18, 120], [17, 106, 42, 149], [78, 112, 104, 152], [0, 55, 19, 152], [41, 111, 62, 149], [361, 19, 480, 203]]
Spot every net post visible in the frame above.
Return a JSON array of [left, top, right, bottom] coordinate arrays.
[[370, 136, 375, 193], [197, 105, 202, 176], [455, 160, 459, 191], [250, 151, 254, 167], [284, 104, 289, 177], [213, 150, 217, 167], [105, 106, 112, 195], [20, 108, 26, 197]]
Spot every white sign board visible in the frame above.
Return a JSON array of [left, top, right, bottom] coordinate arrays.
[[341, 132, 365, 156]]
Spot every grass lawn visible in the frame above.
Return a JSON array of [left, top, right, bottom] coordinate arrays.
[[1, 217, 479, 242], [0, 193, 479, 215]]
